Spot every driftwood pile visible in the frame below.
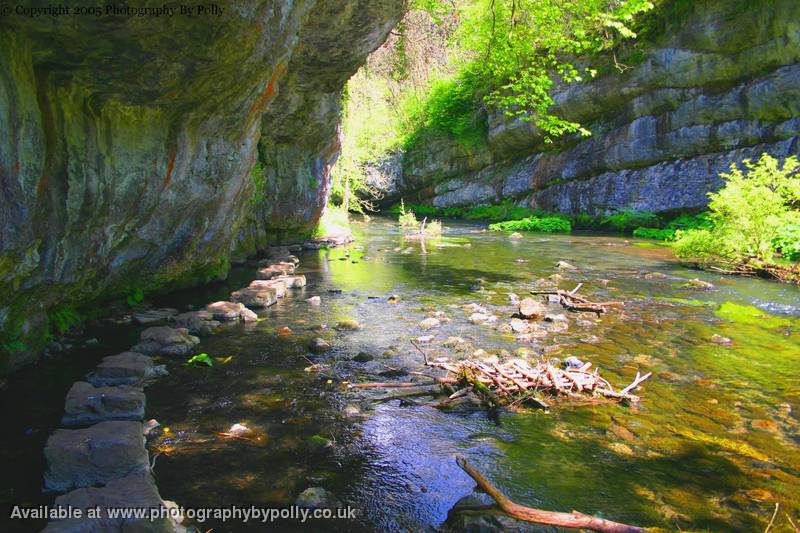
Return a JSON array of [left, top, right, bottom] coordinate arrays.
[[426, 355, 650, 408], [531, 283, 625, 315]]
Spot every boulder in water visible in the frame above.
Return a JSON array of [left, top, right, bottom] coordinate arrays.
[[518, 298, 546, 320]]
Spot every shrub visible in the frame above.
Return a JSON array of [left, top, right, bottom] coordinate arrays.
[[423, 219, 443, 235], [397, 199, 419, 228], [633, 212, 713, 240], [601, 210, 661, 233], [489, 216, 572, 233], [673, 154, 800, 265], [773, 223, 800, 261], [632, 227, 675, 240]]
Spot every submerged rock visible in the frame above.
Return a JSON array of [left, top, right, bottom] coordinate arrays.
[[508, 318, 532, 334], [62, 382, 145, 426], [44, 421, 149, 492], [295, 487, 340, 508], [711, 333, 733, 346], [335, 319, 361, 331], [132, 308, 178, 325], [309, 338, 331, 354], [172, 310, 221, 336], [419, 317, 441, 330], [306, 296, 321, 305], [353, 352, 374, 363], [683, 278, 715, 290]]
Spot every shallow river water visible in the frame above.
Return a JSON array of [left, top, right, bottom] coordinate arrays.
[[1, 217, 799, 532]]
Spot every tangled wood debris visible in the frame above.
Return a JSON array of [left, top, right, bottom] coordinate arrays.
[[456, 456, 646, 533], [531, 283, 625, 314]]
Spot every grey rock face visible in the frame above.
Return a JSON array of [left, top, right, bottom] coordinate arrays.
[[373, 0, 800, 217], [62, 382, 145, 427], [43, 421, 149, 493], [88, 352, 165, 387], [42, 474, 182, 533]]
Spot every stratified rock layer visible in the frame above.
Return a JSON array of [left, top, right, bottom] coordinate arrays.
[[372, 0, 800, 215]]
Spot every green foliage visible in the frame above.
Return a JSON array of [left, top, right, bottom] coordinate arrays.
[[126, 288, 144, 306], [773, 223, 800, 261], [673, 154, 800, 266], [462, 201, 535, 222], [313, 205, 351, 239], [489, 216, 572, 233], [569, 212, 603, 230], [632, 227, 675, 240], [424, 219, 443, 235], [185, 353, 214, 367], [49, 306, 83, 335], [632, 212, 712, 240], [401, 71, 488, 149], [397, 200, 420, 227], [601, 209, 661, 233], [251, 160, 265, 206]]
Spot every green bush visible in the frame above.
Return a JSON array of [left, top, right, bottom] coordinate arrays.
[[489, 216, 572, 233], [570, 213, 603, 230], [773, 223, 800, 261], [673, 154, 800, 266], [633, 212, 713, 240], [49, 307, 83, 335], [601, 210, 661, 233], [632, 227, 675, 240]]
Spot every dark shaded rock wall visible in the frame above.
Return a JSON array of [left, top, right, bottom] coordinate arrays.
[[375, 0, 800, 214], [0, 0, 403, 372]]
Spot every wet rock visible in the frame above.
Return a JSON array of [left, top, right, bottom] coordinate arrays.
[[643, 271, 668, 280], [683, 278, 715, 290], [132, 308, 179, 325], [388, 294, 401, 303], [335, 319, 361, 331], [306, 296, 321, 305], [469, 312, 497, 325], [256, 262, 296, 280], [44, 421, 149, 492], [85, 338, 99, 347], [508, 318, 532, 334], [309, 338, 331, 354], [556, 260, 577, 271], [544, 313, 567, 322], [353, 352, 374, 363], [518, 298, 546, 319], [231, 286, 278, 308], [142, 419, 161, 437], [228, 423, 254, 437], [276, 274, 307, 288], [132, 326, 200, 356], [42, 473, 181, 533], [508, 232, 523, 239], [88, 352, 166, 387], [206, 301, 254, 322], [277, 326, 293, 336], [464, 303, 490, 314], [306, 435, 334, 453], [419, 317, 441, 330], [564, 356, 584, 369], [548, 273, 564, 283], [295, 487, 340, 508], [172, 310, 221, 335], [250, 279, 287, 298], [508, 293, 520, 304], [62, 382, 145, 426], [416, 335, 435, 343], [711, 333, 733, 346], [342, 404, 361, 418]]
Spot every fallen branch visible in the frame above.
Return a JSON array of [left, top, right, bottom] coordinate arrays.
[[531, 284, 624, 315], [456, 456, 646, 533]]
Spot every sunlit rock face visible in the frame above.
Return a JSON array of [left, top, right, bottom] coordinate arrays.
[[373, 0, 800, 214], [0, 0, 404, 372]]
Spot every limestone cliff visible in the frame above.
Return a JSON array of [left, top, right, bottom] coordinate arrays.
[[0, 0, 404, 372], [374, 0, 800, 214]]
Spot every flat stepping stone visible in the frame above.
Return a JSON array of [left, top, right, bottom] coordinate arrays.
[[276, 274, 306, 288], [44, 421, 149, 493], [171, 310, 221, 335], [256, 262, 295, 280], [205, 301, 255, 321], [87, 352, 166, 387], [132, 326, 199, 356], [231, 286, 278, 308], [42, 473, 183, 532], [249, 279, 287, 298], [62, 382, 145, 426]]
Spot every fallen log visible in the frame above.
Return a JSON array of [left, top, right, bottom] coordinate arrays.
[[455, 456, 646, 533], [531, 284, 624, 315]]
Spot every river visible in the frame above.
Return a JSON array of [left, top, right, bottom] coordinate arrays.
[[1, 217, 798, 532]]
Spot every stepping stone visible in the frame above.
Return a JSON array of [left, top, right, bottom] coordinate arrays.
[[87, 352, 166, 387], [278, 274, 306, 288], [44, 421, 149, 493], [249, 279, 287, 298], [171, 310, 221, 335], [256, 262, 295, 280], [132, 326, 199, 356], [230, 286, 278, 308], [62, 382, 145, 426], [206, 301, 253, 321], [42, 473, 183, 532]]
